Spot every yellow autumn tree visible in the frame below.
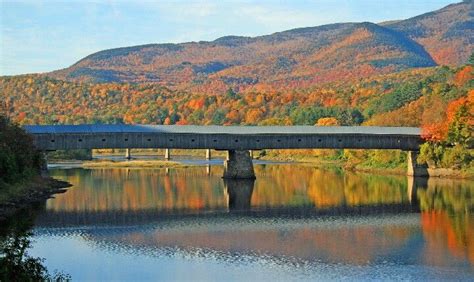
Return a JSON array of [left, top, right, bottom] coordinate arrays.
[[315, 117, 339, 126]]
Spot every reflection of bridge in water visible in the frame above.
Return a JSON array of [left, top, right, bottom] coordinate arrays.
[[31, 168, 473, 270], [30, 168, 473, 270], [35, 177, 426, 228], [25, 125, 428, 178]]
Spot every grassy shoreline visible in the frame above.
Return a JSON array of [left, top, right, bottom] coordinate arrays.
[[0, 177, 72, 221], [57, 153, 474, 179]]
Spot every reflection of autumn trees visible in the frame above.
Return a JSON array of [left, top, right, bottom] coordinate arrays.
[[418, 179, 474, 264], [306, 171, 408, 208], [252, 166, 407, 208], [421, 212, 474, 265], [45, 166, 474, 267], [418, 179, 473, 215], [48, 165, 409, 213], [48, 168, 227, 212]]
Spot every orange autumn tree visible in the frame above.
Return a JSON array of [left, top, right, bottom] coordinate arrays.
[[419, 91, 473, 168]]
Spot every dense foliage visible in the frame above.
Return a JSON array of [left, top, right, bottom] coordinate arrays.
[[0, 114, 43, 186], [1, 66, 471, 129], [419, 91, 473, 169], [1, 64, 472, 169], [0, 208, 70, 281]]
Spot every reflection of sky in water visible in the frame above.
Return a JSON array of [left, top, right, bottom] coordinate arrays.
[[31, 215, 473, 281], [27, 164, 474, 281]]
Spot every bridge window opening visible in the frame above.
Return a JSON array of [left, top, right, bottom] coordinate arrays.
[[124, 139, 128, 142], [78, 139, 82, 142], [318, 139, 322, 142], [338, 139, 342, 142], [358, 139, 362, 142], [169, 139, 174, 142], [277, 139, 281, 142], [50, 140, 55, 143], [256, 140, 260, 143], [213, 139, 217, 142], [147, 138, 151, 142], [102, 139, 106, 142], [298, 139, 302, 142], [191, 139, 195, 142], [235, 139, 239, 143]]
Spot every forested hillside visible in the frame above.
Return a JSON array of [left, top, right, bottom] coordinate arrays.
[[385, 0, 473, 66], [48, 22, 435, 92], [1, 65, 471, 129]]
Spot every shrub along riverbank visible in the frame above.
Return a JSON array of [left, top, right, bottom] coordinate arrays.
[[0, 115, 71, 220]]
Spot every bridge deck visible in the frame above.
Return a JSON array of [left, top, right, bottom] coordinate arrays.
[[24, 125, 423, 151]]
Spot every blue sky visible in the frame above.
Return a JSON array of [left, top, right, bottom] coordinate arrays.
[[0, 0, 459, 75]]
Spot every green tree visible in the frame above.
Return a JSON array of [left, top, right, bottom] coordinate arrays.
[[468, 51, 474, 66]]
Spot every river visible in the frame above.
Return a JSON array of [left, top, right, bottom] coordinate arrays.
[[1, 161, 473, 280]]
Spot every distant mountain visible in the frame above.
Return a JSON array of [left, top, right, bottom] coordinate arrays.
[[48, 2, 472, 91], [385, 0, 473, 66]]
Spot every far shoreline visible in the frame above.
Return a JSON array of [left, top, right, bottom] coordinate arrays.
[[47, 154, 474, 180]]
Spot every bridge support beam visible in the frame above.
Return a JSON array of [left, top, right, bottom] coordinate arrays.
[[206, 149, 211, 160], [165, 149, 171, 160], [407, 151, 428, 177], [223, 150, 256, 179], [125, 148, 131, 160]]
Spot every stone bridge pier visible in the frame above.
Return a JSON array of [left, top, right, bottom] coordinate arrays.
[[223, 150, 256, 179]]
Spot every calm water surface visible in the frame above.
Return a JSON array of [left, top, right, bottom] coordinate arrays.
[[4, 162, 474, 280]]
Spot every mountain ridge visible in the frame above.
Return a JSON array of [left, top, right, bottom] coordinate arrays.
[[46, 2, 471, 92]]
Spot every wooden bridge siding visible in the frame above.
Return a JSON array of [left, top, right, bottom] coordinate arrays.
[[33, 132, 422, 151]]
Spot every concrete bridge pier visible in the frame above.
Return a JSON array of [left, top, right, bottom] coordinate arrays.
[[223, 150, 256, 179], [206, 149, 211, 160], [407, 151, 429, 177], [224, 179, 255, 211], [125, 148, 131, 160], [40, 151, 49, 177], [165, 149, 171, 160]]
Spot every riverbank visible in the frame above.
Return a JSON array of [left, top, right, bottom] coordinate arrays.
[[258, 151, 474, 179], [52, 150, 474, 179], [0, 177, 72, 221]]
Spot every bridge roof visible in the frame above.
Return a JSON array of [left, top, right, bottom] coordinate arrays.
[[24, 125, 421, 136]]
